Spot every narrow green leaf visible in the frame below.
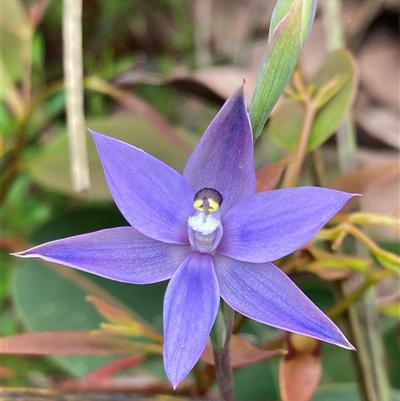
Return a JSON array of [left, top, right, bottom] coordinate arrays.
[[249, 0, 302, 140]]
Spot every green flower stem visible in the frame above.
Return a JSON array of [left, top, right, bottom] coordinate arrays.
[[322, 2, 391, 401], [210, 302, 235, 401]]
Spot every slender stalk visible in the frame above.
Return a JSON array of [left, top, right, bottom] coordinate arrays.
[[282, 98, 316, 187], [322, 2, 390, 401], [63, 0, 90, 192], [210, 302, 235, 401], [309, 149, 325, 187]]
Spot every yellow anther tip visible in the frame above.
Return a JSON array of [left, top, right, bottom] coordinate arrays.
[[193, 199, 204, 211], [207, 198, 220, 212]]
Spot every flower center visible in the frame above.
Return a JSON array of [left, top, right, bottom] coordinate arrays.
[[187, 188, 223, 253]]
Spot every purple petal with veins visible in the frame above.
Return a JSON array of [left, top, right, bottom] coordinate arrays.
[[214, 254, 354, 350], [163, 252, 219, 388], [183, 88, 255, 215], [14, 227, 191, 284], [219, 187, 357, 263], [92, 131, 194, 244]]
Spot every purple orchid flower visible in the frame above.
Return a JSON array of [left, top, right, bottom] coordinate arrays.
[[14, 88, 355, 388]]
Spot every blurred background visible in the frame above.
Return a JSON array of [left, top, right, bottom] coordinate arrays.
[[1, 0, 399, 400]]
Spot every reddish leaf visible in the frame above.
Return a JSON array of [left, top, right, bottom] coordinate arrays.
[[1, 331, 137, 356], [201, 334, 284, 368], [256, 158, 291, 192], [79, 355, 146, 385]]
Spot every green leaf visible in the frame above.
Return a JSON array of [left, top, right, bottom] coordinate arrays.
[[27, 115, 196, 200], [12, 208, 167, 376], [268, 49, 357, 152], [267, 98, 305, 151], [308, 49, 357, 150], [313, 73, 348, 109], [249, 0, 302, 141], [311, 383, 400, 401]]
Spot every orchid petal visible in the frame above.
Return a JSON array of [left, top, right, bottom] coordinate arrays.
[[14, 227, 191, 284], [220, 187, 356, 262], [214, 254, 354, 349], [163, 252, 219, 388], [92, 131, 194, 244], [183, 88, 255, 215]]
